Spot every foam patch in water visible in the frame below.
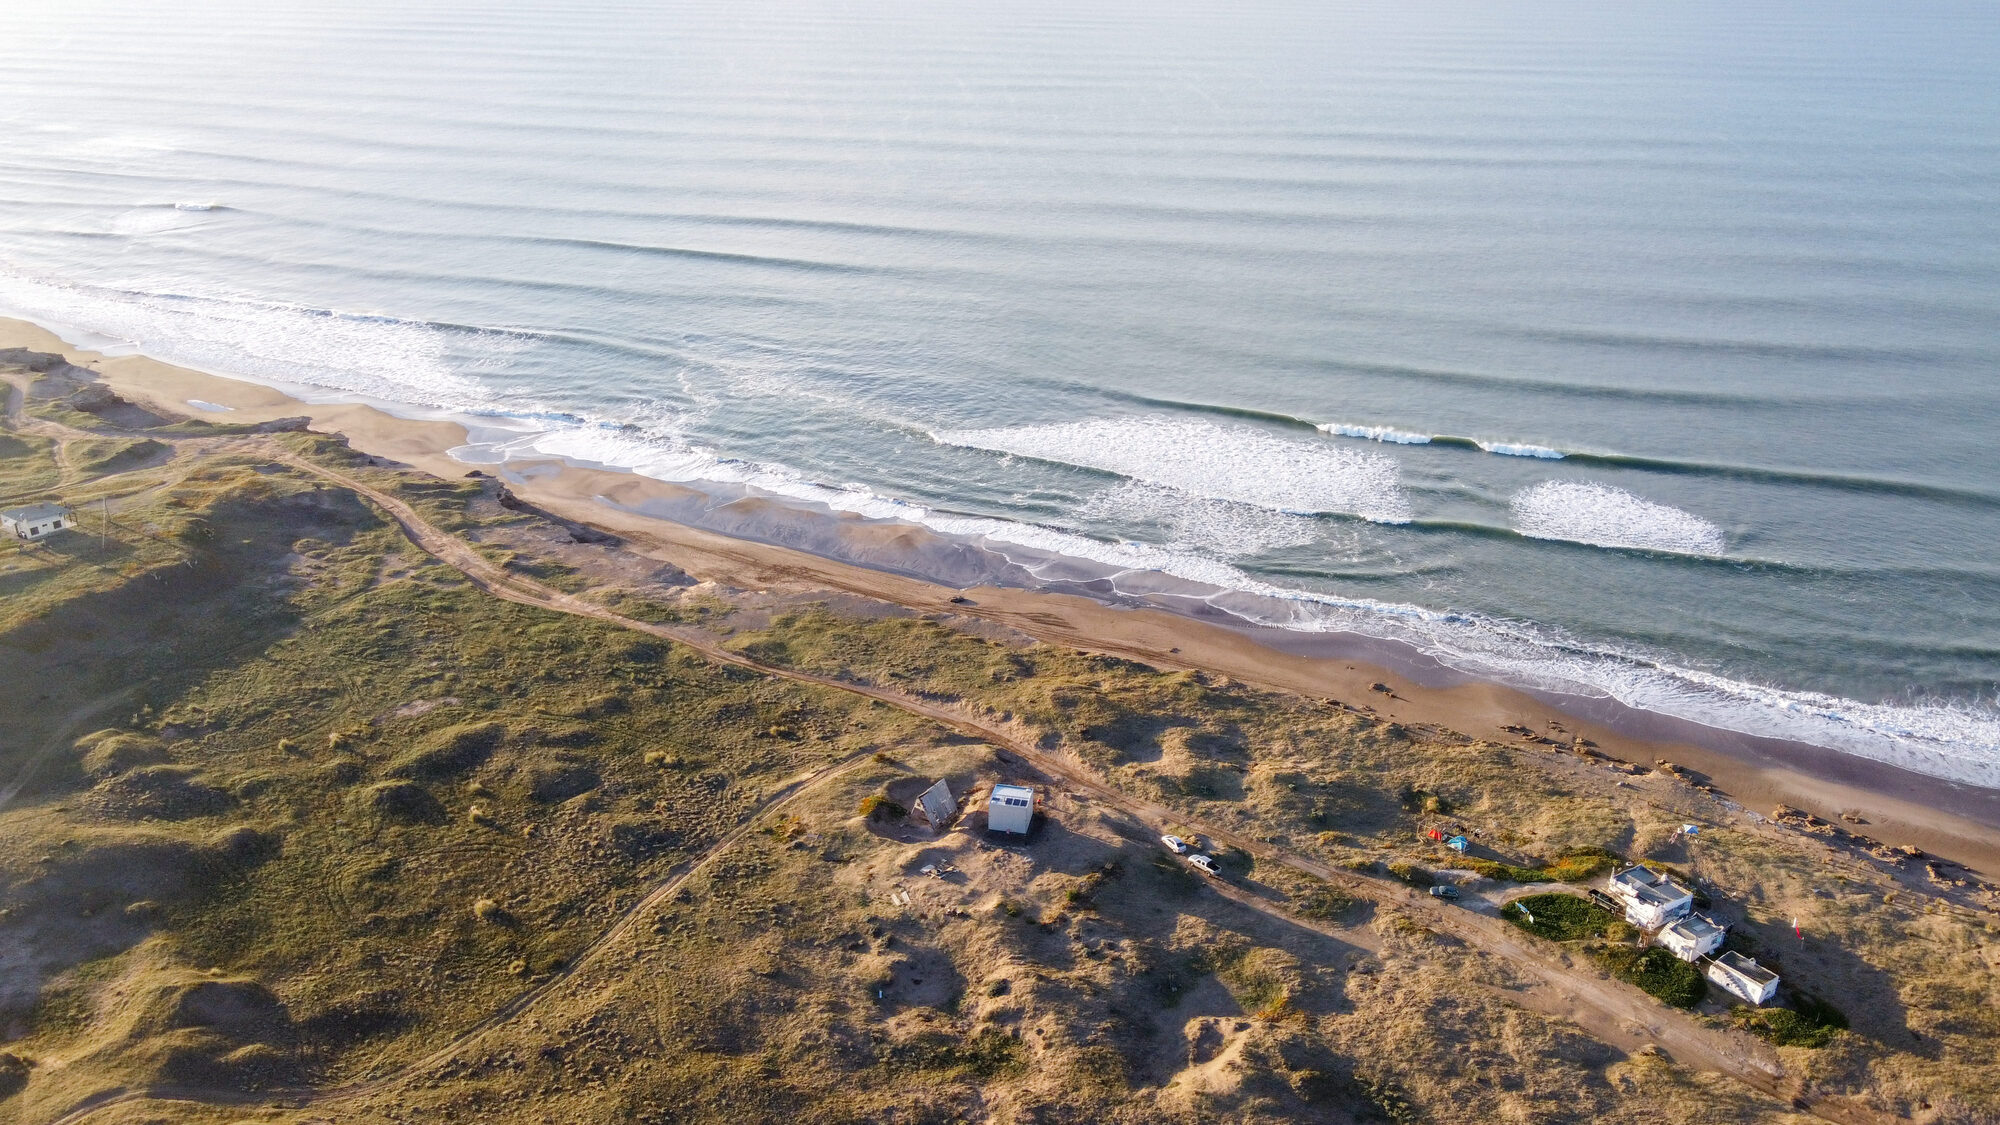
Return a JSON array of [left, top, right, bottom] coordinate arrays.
[[1077, 480, 1321, 556], [934, 417, 1412, 524], [1510, 480, 1725, 555], [0, 268, 498, 410]]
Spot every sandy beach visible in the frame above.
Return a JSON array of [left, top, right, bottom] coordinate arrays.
[[7, 314, 1998, 878]]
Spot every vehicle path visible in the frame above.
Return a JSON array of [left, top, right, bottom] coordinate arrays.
[[42, 448, 1885, 1125]]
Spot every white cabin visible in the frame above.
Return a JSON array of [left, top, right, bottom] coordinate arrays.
[[1606, 864, 1694, 929], [1657, 913, 1726, 962], [987, 783, 1037, 835], [2, 502, 75, 542], [1707, 950, 1780, 1005]]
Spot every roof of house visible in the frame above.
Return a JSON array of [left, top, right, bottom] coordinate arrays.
[[1610, 865, 1693, 908], [2, 502, 71, 522], [1713, 950, 1778, 985], [990, 783, 1035, 799], [1662, 913, 1725, 943]]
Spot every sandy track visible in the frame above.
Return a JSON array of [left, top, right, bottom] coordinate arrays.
[[39, 448, 1886, 1125]]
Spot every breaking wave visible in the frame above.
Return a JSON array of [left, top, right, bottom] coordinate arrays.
[[1318, 421, 1433, 445], [1477, 440, 1566, 459]]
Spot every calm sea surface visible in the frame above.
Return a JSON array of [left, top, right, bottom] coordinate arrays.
[[2, 1, 1997, 783]]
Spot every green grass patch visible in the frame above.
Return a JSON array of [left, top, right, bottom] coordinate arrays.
[[1502, 893, 1617, 941], [1596, 945, 1706, 1008]]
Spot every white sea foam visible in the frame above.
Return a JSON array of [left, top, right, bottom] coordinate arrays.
[[1478, 440, 1566, 459], [1319, 421, 1433, 444], [0, 268, 498, 410], [1510, 480, 1725, 556], [4, 270, 1992, 790], [520, 429, 2000, 791], [934, 417, 1413, 523], [1077, 480, 1320, 556], [185, 399, 234, 413], [1217, 588, 2000, 790]]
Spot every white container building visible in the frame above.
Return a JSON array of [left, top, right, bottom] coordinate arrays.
[[987, 783, 1037, 835], [1706, 950, 1780, 1005]]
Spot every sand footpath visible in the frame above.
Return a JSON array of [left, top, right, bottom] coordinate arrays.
[[7, 314, 1998, 877]]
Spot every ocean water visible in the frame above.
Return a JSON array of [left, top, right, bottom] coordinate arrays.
[[2, 0, 1998, 784]]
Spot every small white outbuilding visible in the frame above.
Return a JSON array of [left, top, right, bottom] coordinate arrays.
[[2, 502, 75, 542], [1707, 950, 1780, 1006], [987, 783, 1037, 835]]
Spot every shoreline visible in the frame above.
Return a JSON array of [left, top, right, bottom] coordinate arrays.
[[7, 314, 2000, 877]]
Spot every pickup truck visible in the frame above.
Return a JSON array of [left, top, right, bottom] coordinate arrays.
[[1427, 885, 1461, 899], [1160, 834, 1189, 854], [1187, 854, 1219, 876]]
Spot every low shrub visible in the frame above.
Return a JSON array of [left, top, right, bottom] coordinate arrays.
[[1464, 847, 1619, 884], [1386, 861, 1433, 887], [1543, 847, 1619, 882], [858, 794, 906, 821], [1736, 993, 1848, 1048]]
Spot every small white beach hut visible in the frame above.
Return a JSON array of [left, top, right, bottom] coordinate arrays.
[[1706, 950, 1780, 1005], [987, 783, 1037, 835], [2, 502, 75, 542]]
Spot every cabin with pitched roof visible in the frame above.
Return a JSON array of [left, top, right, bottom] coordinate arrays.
[[2, 502, 75, 542]]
